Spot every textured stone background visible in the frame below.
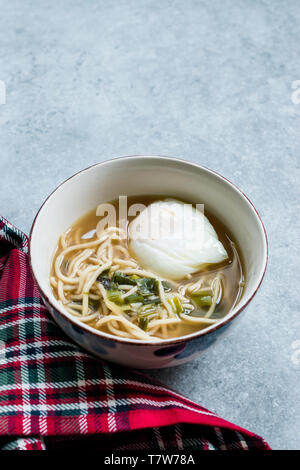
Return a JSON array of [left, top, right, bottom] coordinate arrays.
[[0, 0, 299, 449]]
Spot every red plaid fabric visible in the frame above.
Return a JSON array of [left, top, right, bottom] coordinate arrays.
[[0, 216, 270, 451]]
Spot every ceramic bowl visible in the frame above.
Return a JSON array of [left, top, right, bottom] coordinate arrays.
[[29, 156, 268, 368]]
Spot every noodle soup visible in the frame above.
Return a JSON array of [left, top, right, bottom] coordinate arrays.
[[50, 196, 245, 341]]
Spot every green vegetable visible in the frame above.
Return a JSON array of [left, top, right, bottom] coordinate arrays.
[[101, 268, 110, 276], [138, 317, 149, 331], [151, 279, 172, 294], [105, 272, 173, 310], [107, 289, 124, 305], [111, 273, 172, 297], [120, 305, 132, 311], [193, 288, 212, 297], [139, 304, 159, 316], [112, 272, 137, 286], [173, 297, 184, 313], [97, 275, 116, 290], [125, 293, 145, 304], [168, 297, 184, 314], [143, 296, 161, 305], [192, 295, 212, 307], [136, 277, 156, 296]]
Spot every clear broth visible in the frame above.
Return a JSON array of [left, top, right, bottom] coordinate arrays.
[[51, 196, 245, 339]]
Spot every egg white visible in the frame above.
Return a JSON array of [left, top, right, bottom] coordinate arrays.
[[128, 199, 228, 280]]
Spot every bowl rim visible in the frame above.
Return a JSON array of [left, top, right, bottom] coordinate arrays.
[[29, 155, 268, 346]]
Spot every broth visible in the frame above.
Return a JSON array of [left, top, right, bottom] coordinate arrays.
[[51, 196, 245, 340]]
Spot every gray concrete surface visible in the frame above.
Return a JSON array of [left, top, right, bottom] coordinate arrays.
[[0, 0, 299, 450]]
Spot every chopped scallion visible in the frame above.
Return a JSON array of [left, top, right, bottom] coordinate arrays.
[[168, 297, 184, 314], [107, 289, 124, 305], [192, 294, 212, 307], [125, 293, 145, 304], [138, 317, 149, 331], [112, 272, 137, 286]]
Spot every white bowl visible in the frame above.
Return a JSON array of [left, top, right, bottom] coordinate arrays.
[[29, 156, 268, 368]]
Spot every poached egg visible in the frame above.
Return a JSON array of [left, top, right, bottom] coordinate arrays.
[[128, 199, 228, 280]]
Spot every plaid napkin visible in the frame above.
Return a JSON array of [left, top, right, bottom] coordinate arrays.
[[0, 216, 270, 451]]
